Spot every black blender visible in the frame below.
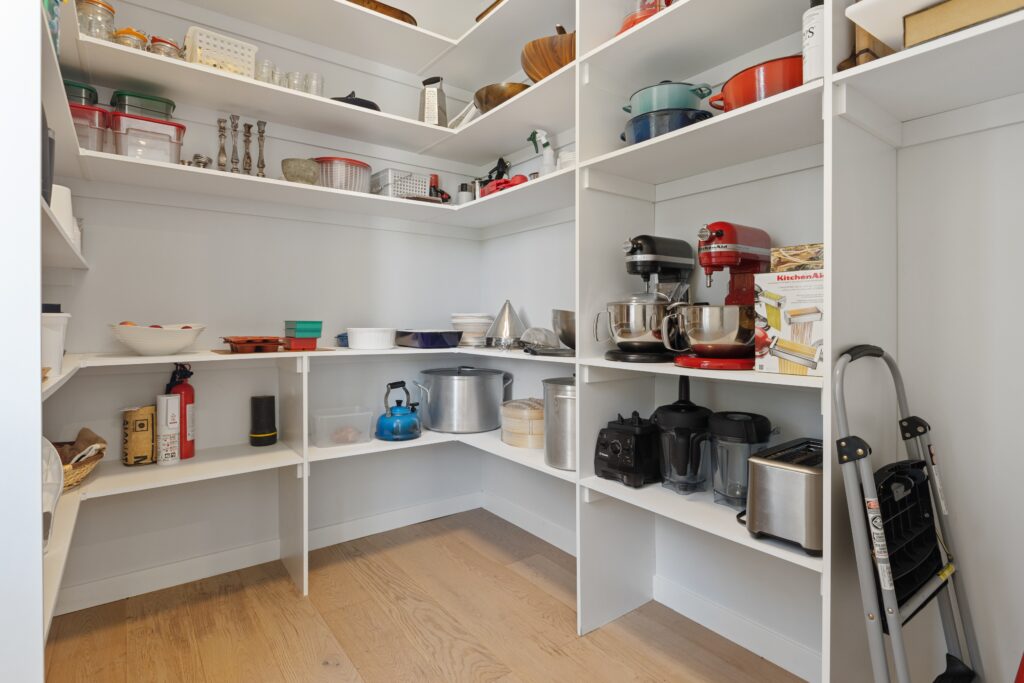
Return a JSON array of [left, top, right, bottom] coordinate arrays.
[[651, 377, 712, 494], [597, 235, 695, 363], [709, 411, 772, 509]]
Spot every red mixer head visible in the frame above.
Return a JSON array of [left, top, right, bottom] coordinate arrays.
[[697, 221, 771, 305]]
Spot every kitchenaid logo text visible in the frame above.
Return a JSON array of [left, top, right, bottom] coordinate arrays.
[[775, 272, 824, 281]]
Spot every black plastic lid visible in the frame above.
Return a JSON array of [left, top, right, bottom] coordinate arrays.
[[42, 303, 62, 313], [651, 401, 711, 431], [609, 410, 659, 435], [709, 411, 771, 443]]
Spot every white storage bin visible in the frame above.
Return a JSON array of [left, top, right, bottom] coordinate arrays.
[[347, 328, 396, 350], [42, 313, 70, 376], [312, 409, 373, 448]]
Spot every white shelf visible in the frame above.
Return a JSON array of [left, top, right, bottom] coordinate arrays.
[[80, 443, 302, 499], [41, 198, 87, 270], [41, 10, 79, 177], [580, 357, 823, 389], [77, 151, 573, 229], [832, 10, 1024, 123], [580, 0, 808, 92], [199, 0, 573, 92], [424, 63, 577, 166], [43, 489, 81, 637], [423, 0, 576, 91], [310, 429, 459, 463], [581, 81, 824, 185], [457, 346, 575, 364], [580, 476, 823, 573], [62, 34, 453, 155], [459, 430, 576, 483], [42, 358, 81, 402], [201, 0, 454, 77]]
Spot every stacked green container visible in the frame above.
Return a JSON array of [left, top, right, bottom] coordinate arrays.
[[284, 321, 323, 338], [110, 90, 177, 120]]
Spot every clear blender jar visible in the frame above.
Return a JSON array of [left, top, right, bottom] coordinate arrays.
[[709, 412, 772, 509]]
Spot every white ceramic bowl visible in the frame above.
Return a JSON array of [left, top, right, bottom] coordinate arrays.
[[110, 323, 205, 356], [347, 327, 396, 350]]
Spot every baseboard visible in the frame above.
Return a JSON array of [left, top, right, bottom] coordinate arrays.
[[653, 575, 822, 683], [482, 490, 577, 556], [309, 492, 483, 551], [55, 539, 281, 616]]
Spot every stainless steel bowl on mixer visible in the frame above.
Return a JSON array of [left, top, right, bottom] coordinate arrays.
[[552, 309, 576, 350], [662, 304, 756, 358], [596, 294, 683, 353]]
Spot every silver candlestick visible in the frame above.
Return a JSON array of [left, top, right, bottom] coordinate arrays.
[[229, 115, 240, 173], [256, 121, 267, 178], [243, 123, 253, 175], [217, 118, 227, 171]]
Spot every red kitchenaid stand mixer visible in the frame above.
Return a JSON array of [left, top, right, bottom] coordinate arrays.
[[674, 221, 771, 371]]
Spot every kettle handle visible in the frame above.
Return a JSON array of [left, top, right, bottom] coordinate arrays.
[[384, 381, 412, 415]]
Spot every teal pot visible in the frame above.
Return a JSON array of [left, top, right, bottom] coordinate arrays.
[[624, 80, 712, 115]]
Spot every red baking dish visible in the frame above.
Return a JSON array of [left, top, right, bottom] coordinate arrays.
[[708, 55, 802, 112], [222, 336, 282, 353], [282, 337, 317, 351]]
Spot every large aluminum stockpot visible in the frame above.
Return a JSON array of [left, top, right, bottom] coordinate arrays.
[[415, 367, 513, 433]]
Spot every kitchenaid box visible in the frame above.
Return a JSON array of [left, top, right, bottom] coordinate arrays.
[[755, 270, 825, 377]]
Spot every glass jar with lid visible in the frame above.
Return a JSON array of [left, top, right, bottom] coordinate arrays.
[[148, 36, 181, 59], [77, 0, 116, 41], [113, 27, 147, 50]]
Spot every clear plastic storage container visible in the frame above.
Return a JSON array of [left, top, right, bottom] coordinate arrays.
[[312, 409, 373, 448], [69, 103, 108, 152], [110, 111, 186, 163]]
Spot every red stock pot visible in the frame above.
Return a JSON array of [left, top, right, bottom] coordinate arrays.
[[709, 55, 803, 112]]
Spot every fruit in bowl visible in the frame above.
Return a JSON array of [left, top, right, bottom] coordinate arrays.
[[110, 323, 206, 356]]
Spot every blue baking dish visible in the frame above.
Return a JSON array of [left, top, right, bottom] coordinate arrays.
[[395, 330, 464, 349]]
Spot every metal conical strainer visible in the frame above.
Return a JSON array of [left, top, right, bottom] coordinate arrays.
[[486, 299, 526, 349]]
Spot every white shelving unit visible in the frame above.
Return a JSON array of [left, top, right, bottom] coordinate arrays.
[[41, 199, 87, 270], [42, 490, 81, 637], [33, 1, 1018, 680]]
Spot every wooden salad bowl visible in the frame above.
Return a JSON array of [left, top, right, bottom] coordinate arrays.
[[521, 25, 576, 83]]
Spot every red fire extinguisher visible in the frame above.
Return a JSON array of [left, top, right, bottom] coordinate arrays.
[[166, 363, 195, 459]]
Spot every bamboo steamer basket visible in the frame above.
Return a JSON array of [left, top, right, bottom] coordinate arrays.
[[501, 398, 544, 447]]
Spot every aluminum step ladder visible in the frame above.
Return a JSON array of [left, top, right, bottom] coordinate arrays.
[[833, 345, 983, 683]]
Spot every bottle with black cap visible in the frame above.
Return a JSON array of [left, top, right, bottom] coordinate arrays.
[[250, 396, 277, 447]]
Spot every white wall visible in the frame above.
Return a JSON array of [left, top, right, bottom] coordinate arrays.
[[898, 121, 1024, 682]]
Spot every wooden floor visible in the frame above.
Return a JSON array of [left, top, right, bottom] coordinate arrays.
[[46, 509, 801, 683]]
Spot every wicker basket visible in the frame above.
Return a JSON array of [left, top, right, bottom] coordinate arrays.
[[59, 450, 105, 491], [184, 26, 257, 78], [371, 168, 430, 199]]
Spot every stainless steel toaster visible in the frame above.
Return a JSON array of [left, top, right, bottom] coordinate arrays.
[[745, 439, 823, 555]]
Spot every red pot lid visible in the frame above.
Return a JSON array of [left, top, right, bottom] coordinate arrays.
[[314, 157, 371, 168]]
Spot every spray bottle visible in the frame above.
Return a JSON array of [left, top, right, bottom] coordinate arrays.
[[528, 129, 556, 177]]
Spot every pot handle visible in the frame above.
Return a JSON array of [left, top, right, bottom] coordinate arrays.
[[593, 311, 611, 342], [708, 93, 725, 110], [691, 82, 713, 99], [413, 380, 429, 406], [622, 104, 632, 114], [660, 312, 690, 353]]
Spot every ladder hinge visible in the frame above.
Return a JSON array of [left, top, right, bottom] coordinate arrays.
[[836, 436, 871, 464], [899, 416, 930, 440]]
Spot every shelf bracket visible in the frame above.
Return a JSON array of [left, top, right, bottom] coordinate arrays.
[[581, 487, 606, 504], [834, 83, 903, 148], [583, 365, 642, 384], [583, 168, 656, 203]]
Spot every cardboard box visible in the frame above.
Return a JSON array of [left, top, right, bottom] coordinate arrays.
[[905, 0, 1024, 48], [755, 270, 825, 377]]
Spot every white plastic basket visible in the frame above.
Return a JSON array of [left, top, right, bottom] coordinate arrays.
[[184, 26, 257, 78], [371, 168, 430, 199]]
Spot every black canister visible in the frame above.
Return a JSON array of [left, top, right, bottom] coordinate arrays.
[[250, 395, 277, 447], [42, 108, 54, 204]]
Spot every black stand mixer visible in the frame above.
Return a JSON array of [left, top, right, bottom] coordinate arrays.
[[598, 235, 695, 363]]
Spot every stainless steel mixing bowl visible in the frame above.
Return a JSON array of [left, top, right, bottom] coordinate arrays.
[[662, 304, 756, 358], [552, 309, 576, 350], [596, 295, 682, 353]]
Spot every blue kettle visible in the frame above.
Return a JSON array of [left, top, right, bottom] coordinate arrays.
[[375, 381, 422, 441]]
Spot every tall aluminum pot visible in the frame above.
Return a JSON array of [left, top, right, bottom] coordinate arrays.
[[543, 377, 576, 471], [415, 366, 512, 433]]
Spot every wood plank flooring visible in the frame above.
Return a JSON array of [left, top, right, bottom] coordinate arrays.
[[46, 509, 802, 683]]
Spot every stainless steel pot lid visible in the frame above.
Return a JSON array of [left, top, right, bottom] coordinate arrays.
[[422, 367, 505, 377]]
